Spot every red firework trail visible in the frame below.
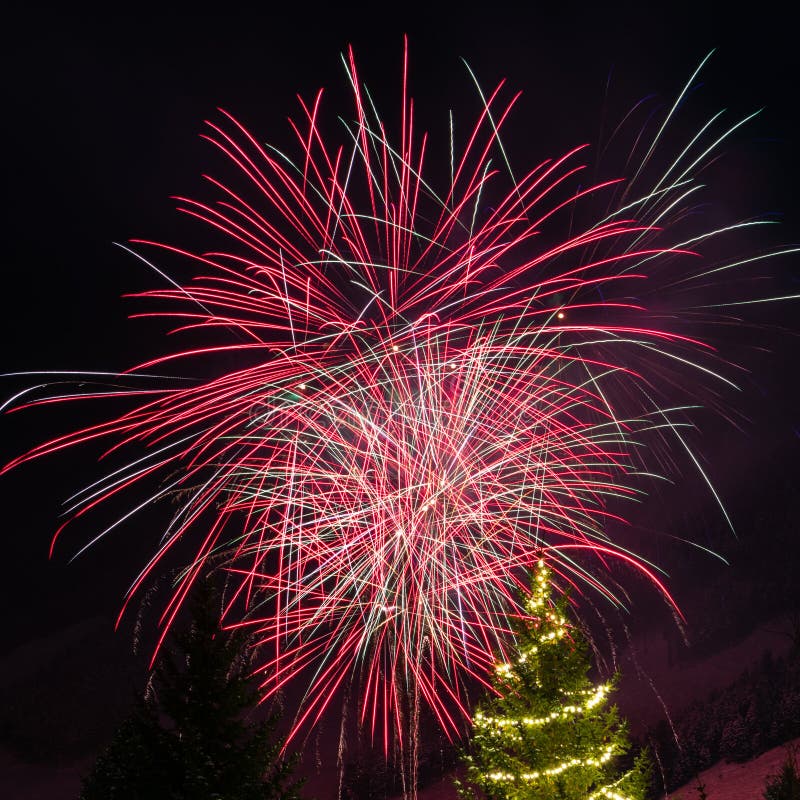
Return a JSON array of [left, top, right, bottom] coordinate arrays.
[[3, 45, 794, 748]]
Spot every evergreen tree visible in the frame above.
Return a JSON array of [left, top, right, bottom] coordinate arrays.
[[78, 696, 173, 800], [719, 713, 749, 762], [694, 775, 709, 800], [80, 579, 302, 800], [764, 745, 800, 800], [457, 560, 651, 800]]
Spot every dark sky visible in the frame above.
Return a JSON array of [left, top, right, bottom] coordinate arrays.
[[1, 3, 798, 782]]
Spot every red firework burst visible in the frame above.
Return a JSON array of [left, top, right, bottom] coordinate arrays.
[[4, 44, 791, 748]]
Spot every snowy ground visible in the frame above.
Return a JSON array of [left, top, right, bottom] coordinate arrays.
[[1, 616, 794, 799], [666, 737, 800, 799], [408, 737, 800, 800]]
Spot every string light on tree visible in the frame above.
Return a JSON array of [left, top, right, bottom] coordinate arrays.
[[457, 560, 652, 800], [6, 44, 796, 758]]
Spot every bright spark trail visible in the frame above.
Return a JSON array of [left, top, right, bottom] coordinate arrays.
[[4, 44, 796, 750]]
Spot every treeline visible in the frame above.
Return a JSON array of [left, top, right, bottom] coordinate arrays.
[[645, 647, 800, 791]]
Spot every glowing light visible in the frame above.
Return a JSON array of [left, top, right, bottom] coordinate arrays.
[[474, 683, 610, 729], [484, 744, 616, 781], [4, 45, 792, 748], [468, 562, 647, 800]]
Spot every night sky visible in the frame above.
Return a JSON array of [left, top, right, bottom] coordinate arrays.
[[1, 4, 799, 798]]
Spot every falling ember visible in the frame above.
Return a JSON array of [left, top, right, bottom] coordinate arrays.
[[3, 42, 796, 752]]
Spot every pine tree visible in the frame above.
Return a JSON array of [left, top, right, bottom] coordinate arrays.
[[80, 579, 302, 800], [764, 745, 800, 800], [78, 696, 174, 800], [694, 775, 709, 800], [457, 560, 651, 800]]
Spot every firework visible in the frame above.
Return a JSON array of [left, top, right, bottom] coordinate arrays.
[[4, 45, 794, 748]]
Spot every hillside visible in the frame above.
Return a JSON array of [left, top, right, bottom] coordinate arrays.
[[406, 739, 800, 800], [667, 737, 800, 799]]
